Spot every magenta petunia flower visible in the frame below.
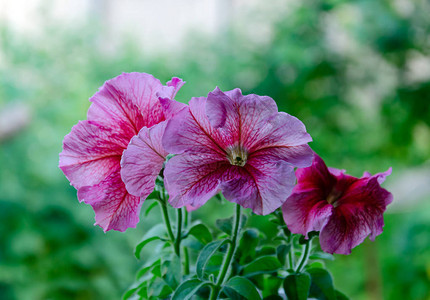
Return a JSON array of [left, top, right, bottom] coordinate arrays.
[[282, 154, 393, 255], [162, 87, 313, 215], [59, 72, 184, 232]]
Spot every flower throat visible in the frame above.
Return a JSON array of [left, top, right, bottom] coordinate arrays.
[[227, 145, 248, 167]]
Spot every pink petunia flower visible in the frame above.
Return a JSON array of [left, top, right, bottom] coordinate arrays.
[[282, 154, 393, 255], [59, 72, 184, 232], [162, 87, 313, 215]]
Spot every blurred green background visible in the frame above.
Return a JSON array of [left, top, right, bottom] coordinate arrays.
[[0, 0, 429, 299]]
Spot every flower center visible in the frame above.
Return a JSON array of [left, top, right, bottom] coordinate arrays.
[[326, 188, 342, 207], [226, 146, 248, 167]]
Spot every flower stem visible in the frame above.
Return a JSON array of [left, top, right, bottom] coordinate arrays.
[[288, 246, 295, 270], [277, 209, 295, 270], [183, 246, 190, 275], [174, 208, 183, 257], [209, 204, 242, 300], [184, 208, 189, 227], [159, 199, 175, 245], [183, 207, 190, 275], [295, 239, 311, 273]]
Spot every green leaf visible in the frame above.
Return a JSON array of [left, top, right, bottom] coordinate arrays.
[[145, 189, 161, 201], [263, 296, 283, 300], [213, 193, 225, 203], [151, 262, 162, 277], [268, 215, 281, 225], [162, 255, 181, 289], [187, 223, 213, 245], [215, 218, 232, 235], [134, 223, 166, 259], [148, 277, 172, 298], [273, 235, 287, 242], [136, 259, 161, 279], [137, 285, 148, 298], [242, 256, 282, 277], [335, 289, 350, 300], [283, 273, 311, 300], [257, 246, 277, 257], [237, 229, 259, 263], [216, 215, 247, 235], [262, 276, 283, 298], [223, 276, 262, 299], [196, 239, 229, 279], [307, 261, 326, 269], [276, 244, 291, 266], [122, 286, 140, 300], [203, 253, 224, 274], [309, 252, 335, 261], [145, 201, 159, 216], [155, 175, 165, 189], [172, 279, 210, 300], [122, 279, 147, 300], [135, 236, 162, 259], [308, 268, 336, 300]]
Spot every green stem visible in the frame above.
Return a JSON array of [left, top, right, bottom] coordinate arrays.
[[159, 200, 175, 244], [183, 207, 190, 275], [183, 246, 190, 275], [295, 239, 311, 273], [288, 246, 295, 270], [174, 208, 183, 257], [277, 209, 295, 269], [184, 208, 189, 227], [209, 204, 242, 300]]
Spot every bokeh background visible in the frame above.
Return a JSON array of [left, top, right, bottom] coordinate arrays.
[[1, 0, 429, 299]]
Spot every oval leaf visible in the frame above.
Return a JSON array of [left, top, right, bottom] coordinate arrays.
[[196, 239, 229, 279], [216, 215, 247, 235], [135, 236, 162, 259], [237, 229, 260, 263], [223, 276, 262, 300], [172, 279, 210, 300], [309, 252, 335, 261], [242, 256, 282, 277], [283, 273, 311, 300], [136, 259, 161, 279], [308, 268, 336, 300], [277, 244, 291, 266], [188, 223, 213, 245], [335, 289, 350, 300], [144, 201, 159, 216]]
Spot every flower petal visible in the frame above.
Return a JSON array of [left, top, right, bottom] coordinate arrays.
[[164, 153, 230, 208], [206, 87, 278, 146], [282, 191, 333, 237], [250, 144, 314, 168], [282, 154, 336, 236], [158, 77, 185, 100], [77, 167, 142, 232], [362, 167, 392, 184], [158, 97, 187, 120], [246, 113, 313, 167], [221, 158, 296, 215], [87, 72, 165, 136], [157, 77, 187, 119], [121, 122, 168, 198], [249, 112, 313, 149], [59, 120, 128, 190], [319, 169, 393, 254], [162, 97, 227, 156], [292, 154, 336, 193]]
